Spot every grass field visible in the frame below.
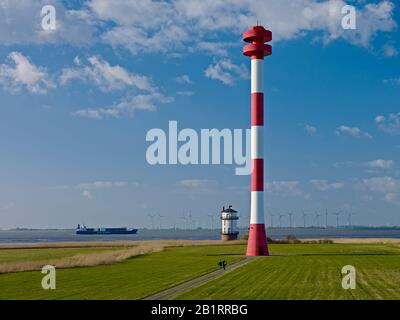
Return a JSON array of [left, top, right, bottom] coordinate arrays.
[[0, 244, 244, 300], [174, 244, 400, 300], [1, 242, 400, 300]]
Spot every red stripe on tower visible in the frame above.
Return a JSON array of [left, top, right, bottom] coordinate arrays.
[[251, 93, 264, 126], [251, 159, 264, 191], [243, 25, 272, 257]]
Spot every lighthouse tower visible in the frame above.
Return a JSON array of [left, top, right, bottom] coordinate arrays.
[[243, 25, 272, 256], [220, 205, 239, 241]]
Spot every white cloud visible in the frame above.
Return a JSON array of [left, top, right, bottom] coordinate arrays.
[[365, 160, 394, 169], [310, 179, 344, 191], [385, 192, 397, 202], [176, 91, 194, 96], [178, 179, 216, 189], [383, 43, 398, 57], [52, 180, 132, 200], [266, 180, 310, 199], [335, 125, 372, 139], [72, 92, 173, 120], [363, 176, 397, 193], [383, 78, 400, 85], [205, 59, 249, 85], [375, 112, 400, 134], [139, 203, 148, 209], [304, 124, 317, 136], [361, 176, 399, 203], [101, 24, 188, 55], [375, 115, 386, 123], [333, 161, 357, 168], [0, 1, 396, 54], [175, 75, 192, 84], [85, 0, 396, 56], [196, 41, 234, 56], [77, 181, 129, 190], [52, 180, 132, 191], [60, 56, 154, 92], [0, 1, 95, 45], [82, 190, 93, 199], [0, 52, 54, 94]]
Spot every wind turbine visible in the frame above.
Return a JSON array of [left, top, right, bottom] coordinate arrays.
[[270, 214, 276, 228], [348, 212, 356, 227], [315, 212, 322, 228], [157, 214, 164, 229], [302, 211, 308, 228], [147, 214, 155, 230], [288, 212, 294, 228], [325, 209, 329, 228], [188, 212, 193, 229], [207, 213, 215, 230], [332, 211, 341, 228], [279, 214, 286, 228], [179, 213, 187, 230]]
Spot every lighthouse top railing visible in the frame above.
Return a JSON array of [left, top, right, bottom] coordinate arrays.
[[221, 212, 239, 220]]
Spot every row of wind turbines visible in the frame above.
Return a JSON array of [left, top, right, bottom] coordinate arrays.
[[268, 209, 356, 228], [147, 209, 356, 230]]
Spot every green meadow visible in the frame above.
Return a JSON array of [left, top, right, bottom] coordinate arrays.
[[174, 244, 400, 300], [0, 245, 244, 300], [0, 243, 400, 300]]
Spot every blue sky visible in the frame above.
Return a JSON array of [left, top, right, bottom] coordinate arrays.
[[0, 0, 399, 229]]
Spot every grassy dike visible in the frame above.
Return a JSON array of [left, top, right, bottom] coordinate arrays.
[[1, 242, 400, 300], [173, 244, 400, 300], [0, 244, 244, 300]]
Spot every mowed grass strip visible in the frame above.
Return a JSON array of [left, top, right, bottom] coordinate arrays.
[[173, 244, 400, 300], [0, 245, 245, 300]]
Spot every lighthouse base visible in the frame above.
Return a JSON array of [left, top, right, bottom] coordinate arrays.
[[221, 233, 239, 241], [246, 224, 269, 256]]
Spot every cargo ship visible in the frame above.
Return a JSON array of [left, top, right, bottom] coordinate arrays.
[[76, 224, 138, 235]]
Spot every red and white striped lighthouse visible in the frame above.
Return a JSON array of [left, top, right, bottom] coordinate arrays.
[[243, 25, 272, 256]]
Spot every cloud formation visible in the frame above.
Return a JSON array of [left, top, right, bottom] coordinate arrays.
[[60, 56, 154, 92], [0, 1, 396, 56], [365, 160, 394, 169], [335, 125, 372, 139], [310, 179, 344, 191], [375, 113, 400, 134], [72, 92, 173, 119], [266, 180, 310, 199], [0, 52, 54, 94], [205, 59, 249, 85], [304, 124, 317, 136], [85, 0, 396, 55]]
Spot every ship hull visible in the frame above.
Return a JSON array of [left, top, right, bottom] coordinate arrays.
[[76, 228, 138, 235]]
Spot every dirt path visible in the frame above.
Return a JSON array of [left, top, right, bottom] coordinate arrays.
[[143, 257, 256, 300]]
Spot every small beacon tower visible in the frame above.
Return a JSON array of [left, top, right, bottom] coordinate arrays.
[[220, 205, 239, 241], [243, 25, 272, 256]]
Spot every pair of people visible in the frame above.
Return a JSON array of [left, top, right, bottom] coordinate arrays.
[[218, 260, 227, 270]]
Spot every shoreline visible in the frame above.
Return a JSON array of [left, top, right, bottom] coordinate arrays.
[[0, 238, 399, 250]]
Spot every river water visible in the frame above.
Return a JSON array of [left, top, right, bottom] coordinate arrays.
[[0, 227, 399, 244]]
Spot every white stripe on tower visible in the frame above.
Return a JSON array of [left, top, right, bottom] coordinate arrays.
[[251, 59, 264, 93], [251, 125, 263, 160]]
